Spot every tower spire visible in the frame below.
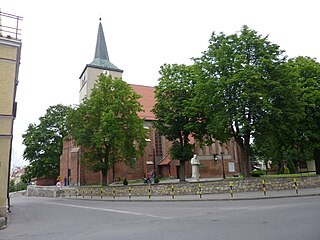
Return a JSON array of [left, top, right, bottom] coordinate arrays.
[[85, 19, 123, 73], [94, 18, 109, 61]]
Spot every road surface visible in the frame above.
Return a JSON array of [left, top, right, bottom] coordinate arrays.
[[1, 196, 320, 240]]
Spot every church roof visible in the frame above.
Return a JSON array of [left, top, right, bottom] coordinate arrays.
[[89, 20, 123, 72], [94, 21, 109, 61], [130, 84, 156, 121], [80, 19, 123, 78]]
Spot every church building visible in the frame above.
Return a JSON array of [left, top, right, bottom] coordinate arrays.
[[60, 20, 241, 186]]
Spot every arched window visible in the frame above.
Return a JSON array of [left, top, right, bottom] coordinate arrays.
[[155, 131, 163, 157]]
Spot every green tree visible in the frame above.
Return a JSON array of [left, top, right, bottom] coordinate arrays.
[[194, 26, 287, 177], [285, 57, 320, 173], [67, 74, 147, 186], [22, 104, 71, 179], [252, 59, 304, 172], [152, 64, 198, 181]]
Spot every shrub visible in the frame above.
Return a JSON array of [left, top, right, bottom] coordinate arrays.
[[251, 170, 265, 177], [9, 180, 27, 192], [283, 167, 290, 174], [123, 178, 128, 185], [9, 179, 15, 192], [154, 176, 160, 184]]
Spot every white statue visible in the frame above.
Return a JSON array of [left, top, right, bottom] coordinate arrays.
[[191, 154, 200, 180]]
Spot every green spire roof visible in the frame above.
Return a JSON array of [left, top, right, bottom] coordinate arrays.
[[88, 19, 123, 73]]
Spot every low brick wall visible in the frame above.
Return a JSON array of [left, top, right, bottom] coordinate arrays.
[[62, 175, 320, 198]]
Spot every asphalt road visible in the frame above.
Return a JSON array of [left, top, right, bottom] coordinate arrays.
[[1, 196, 320, 240]]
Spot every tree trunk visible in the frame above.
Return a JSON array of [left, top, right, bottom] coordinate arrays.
[[101, 168, 108, 186], [240, 146, 251, 178], [179, 160, 186, 182], [234, 136, 251, 178], [314, 148, 320, 175]]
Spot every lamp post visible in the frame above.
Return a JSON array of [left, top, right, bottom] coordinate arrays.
[[221, 151, 226, 179], [213, 153, 218, 177], [145, 137, 156, 177]]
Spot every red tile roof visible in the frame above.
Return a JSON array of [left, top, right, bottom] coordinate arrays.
[[158, 154, 172, 165], [130, 84, 156, 121]]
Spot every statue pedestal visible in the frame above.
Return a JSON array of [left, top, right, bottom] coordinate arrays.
[[191, 164, 200, 181]]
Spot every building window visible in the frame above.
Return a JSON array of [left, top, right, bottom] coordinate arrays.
[[228, 162, 235, 172], [205, 145, 210, 156], [212, 142, 216, 154], [198, 146, 204, 156], [224, 143, 229, 154], [155, 131, 163, 157], [81, 76, 86, 89]]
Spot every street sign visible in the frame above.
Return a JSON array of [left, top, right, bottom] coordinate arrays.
[[56, 181, 62, 188]]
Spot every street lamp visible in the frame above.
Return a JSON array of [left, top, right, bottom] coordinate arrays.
[[213, 152, 225, 179], [145, 137, 156, 176], [213, 153, 218, 178], [221, 151, 226, 179]]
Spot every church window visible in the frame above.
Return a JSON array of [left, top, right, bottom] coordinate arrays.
[[198, 146, 204, 156], [212, 142, 216, 154], [224, 144, 229, 154], [81, 76, 86, 89], [228, 162, 235, 172], [205, 145, 210, 155], [155, 131, 163, 157]]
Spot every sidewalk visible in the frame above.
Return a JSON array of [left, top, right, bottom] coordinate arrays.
[[64, 187, 320, 202]]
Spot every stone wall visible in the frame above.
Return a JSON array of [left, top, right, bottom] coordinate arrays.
[[25, 175, 320, 198], [63, 175, 320, 198], [26, 185, 58, 198]]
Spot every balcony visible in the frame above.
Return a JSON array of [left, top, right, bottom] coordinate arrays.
[[0, 11, 23, 40]]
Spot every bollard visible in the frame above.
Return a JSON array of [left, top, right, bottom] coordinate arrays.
[[128, 187, 132, 199], [229, 182, 234, 197], [262, 180, 267, 196], [171, 185, 175, 199], [75, 188, 78, 198], [69, 189, 71, 198], [148, 185, 151, 199], [294, 178, 299, 194], [100, 188, 103, 199], [198, 184, 202, 199], [82, 189, 85, 198], [90, 188, 93, 199], [112, 188, 116, 199]]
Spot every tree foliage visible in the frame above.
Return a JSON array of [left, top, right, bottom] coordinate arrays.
[[22, 104, 71, 179], [66, 74, 147, 185], [152, 64, 198, 181], [152, 26, 320, 177], [194, 26, 288, 177], [284, 57, 320, 173], [252, 57, 320, 173]]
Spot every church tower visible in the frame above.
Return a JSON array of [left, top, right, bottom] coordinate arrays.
[[79, 19, 123, 102]]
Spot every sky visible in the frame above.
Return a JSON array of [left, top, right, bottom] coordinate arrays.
[[1, 0, 320, 168]]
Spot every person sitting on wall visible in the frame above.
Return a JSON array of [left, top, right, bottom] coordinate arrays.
[[143, 172, 151, 183]]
